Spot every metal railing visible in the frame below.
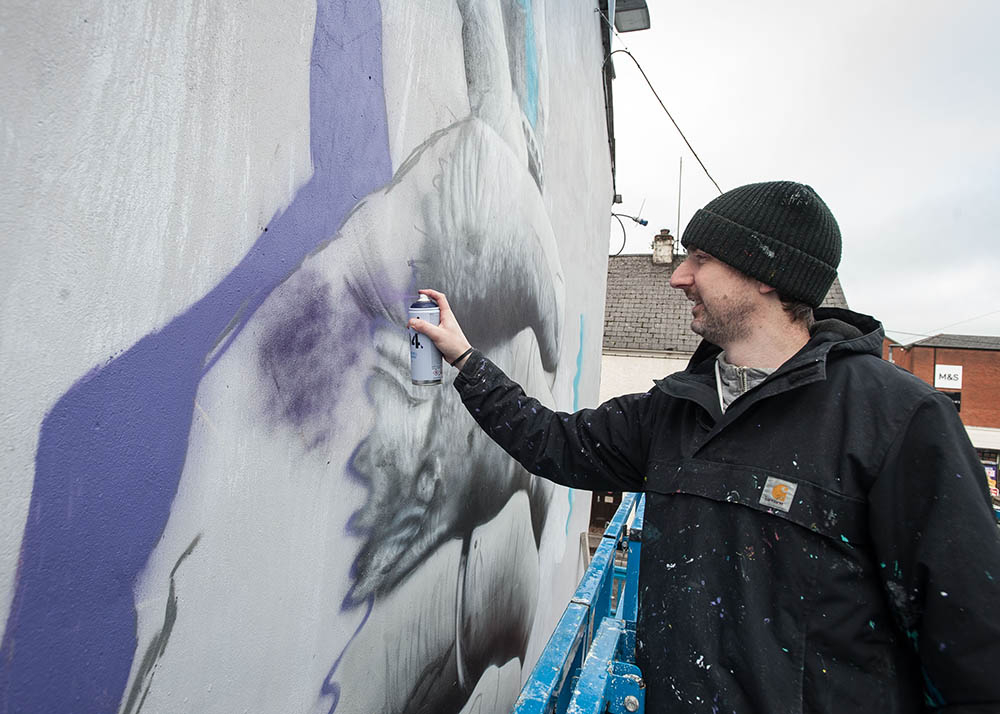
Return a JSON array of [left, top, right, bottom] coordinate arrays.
[[514, 493, 646, 714]]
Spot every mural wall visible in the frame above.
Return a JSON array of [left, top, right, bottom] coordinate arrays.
[[0, 1, 612, 712]]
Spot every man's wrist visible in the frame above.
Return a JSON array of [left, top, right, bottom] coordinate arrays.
[[450, 346, 475, 369]]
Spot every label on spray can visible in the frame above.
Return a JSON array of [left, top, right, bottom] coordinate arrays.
[[408, 295, 443, 385]]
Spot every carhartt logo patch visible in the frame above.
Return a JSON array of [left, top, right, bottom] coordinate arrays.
[[759, 477, 797, 512]]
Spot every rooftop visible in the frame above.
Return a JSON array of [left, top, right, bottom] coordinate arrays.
[[603, 252, 850, 354], [906, 334, 1000, 351]]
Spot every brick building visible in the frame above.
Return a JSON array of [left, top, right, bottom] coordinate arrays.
[[886, 334, 1000, 503]]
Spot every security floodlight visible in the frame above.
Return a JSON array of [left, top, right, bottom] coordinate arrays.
[[614, 0, 650, 32]]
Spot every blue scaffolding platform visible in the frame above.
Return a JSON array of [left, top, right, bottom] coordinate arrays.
[[514, 493, 646, 714]]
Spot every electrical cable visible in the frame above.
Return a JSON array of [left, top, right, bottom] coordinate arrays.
[[594, 7, 723, 195], [615, 212, 648, 226], [611, 213, 627, 256], [611, 49, 723, 195], [929, 308, 1000, 334], [610, 211, 650, 256], [883, 308, 1000, 342]]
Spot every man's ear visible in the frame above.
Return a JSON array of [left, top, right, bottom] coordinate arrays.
[[757, 281, 777, 295]]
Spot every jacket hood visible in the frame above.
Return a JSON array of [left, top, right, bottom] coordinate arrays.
[[808, 307, 884, 357], [683, 307, 885, 374]]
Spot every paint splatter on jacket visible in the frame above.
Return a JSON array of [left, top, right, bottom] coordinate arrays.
[[454, 307, 1000, 713]]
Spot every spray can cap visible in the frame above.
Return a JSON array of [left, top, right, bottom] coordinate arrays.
[[410, 294, 438, 308]]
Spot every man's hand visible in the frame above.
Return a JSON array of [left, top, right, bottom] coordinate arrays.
[[408, 289, 475, 369]]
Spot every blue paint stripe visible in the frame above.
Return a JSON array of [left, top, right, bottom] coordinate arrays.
[[519, 0, 539, 127], [566, 314, 586, 535]]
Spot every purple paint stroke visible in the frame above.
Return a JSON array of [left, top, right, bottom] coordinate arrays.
[[0, 2, 391, 712], [320, 594, 375, 714]]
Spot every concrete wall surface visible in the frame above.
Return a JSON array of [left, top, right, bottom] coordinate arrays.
[[0, 1, 612, 712]]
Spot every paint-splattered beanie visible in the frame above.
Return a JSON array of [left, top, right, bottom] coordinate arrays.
[[680, 181, 842, 307]]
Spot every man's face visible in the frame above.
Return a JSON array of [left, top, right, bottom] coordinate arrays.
[[669, 249, 761, 347]]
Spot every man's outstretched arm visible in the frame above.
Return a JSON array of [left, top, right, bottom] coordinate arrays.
[[410, 289, 652, 492]]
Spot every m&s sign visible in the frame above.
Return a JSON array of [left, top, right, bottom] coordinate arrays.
[[934, 364, 963, 389]]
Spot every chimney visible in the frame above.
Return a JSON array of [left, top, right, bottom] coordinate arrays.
[[651, 229, 674, 265]]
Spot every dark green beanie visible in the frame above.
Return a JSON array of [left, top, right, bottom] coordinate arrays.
[[680, 181, 842, 307]]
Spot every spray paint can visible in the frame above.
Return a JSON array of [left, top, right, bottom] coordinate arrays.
[[408, 294, 442, 385]]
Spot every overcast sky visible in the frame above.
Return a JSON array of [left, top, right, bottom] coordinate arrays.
[[607, 0, 1000, 343]]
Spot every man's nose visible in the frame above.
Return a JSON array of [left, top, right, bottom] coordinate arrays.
[[669, 258, 692, 288]]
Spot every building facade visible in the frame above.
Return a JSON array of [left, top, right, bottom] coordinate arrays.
[[887, 335, 1000, 508]]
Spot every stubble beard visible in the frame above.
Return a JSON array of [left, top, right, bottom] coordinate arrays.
[[689, 292, 756, 347]]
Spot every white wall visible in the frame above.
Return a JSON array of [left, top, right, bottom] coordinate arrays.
[[599, 353, 692, 403]]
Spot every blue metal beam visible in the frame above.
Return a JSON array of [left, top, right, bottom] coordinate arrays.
[[567, 618, 645, 714], [514, 602, 590, 714]]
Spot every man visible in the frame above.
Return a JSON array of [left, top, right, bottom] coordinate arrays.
[[410, 181, 1000, 712]]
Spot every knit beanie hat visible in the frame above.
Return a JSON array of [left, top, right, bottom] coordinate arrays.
[[680, 181, 842, 307]]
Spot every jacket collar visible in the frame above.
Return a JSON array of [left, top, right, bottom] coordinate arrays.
[[653, 308, 886, 420]]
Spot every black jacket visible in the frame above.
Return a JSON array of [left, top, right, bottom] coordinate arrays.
[[454, 308, 1000, 713]]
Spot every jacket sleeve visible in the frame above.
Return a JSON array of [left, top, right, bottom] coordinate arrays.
[[868, 391, 1000, 711], [453, 350, 654, 492]]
